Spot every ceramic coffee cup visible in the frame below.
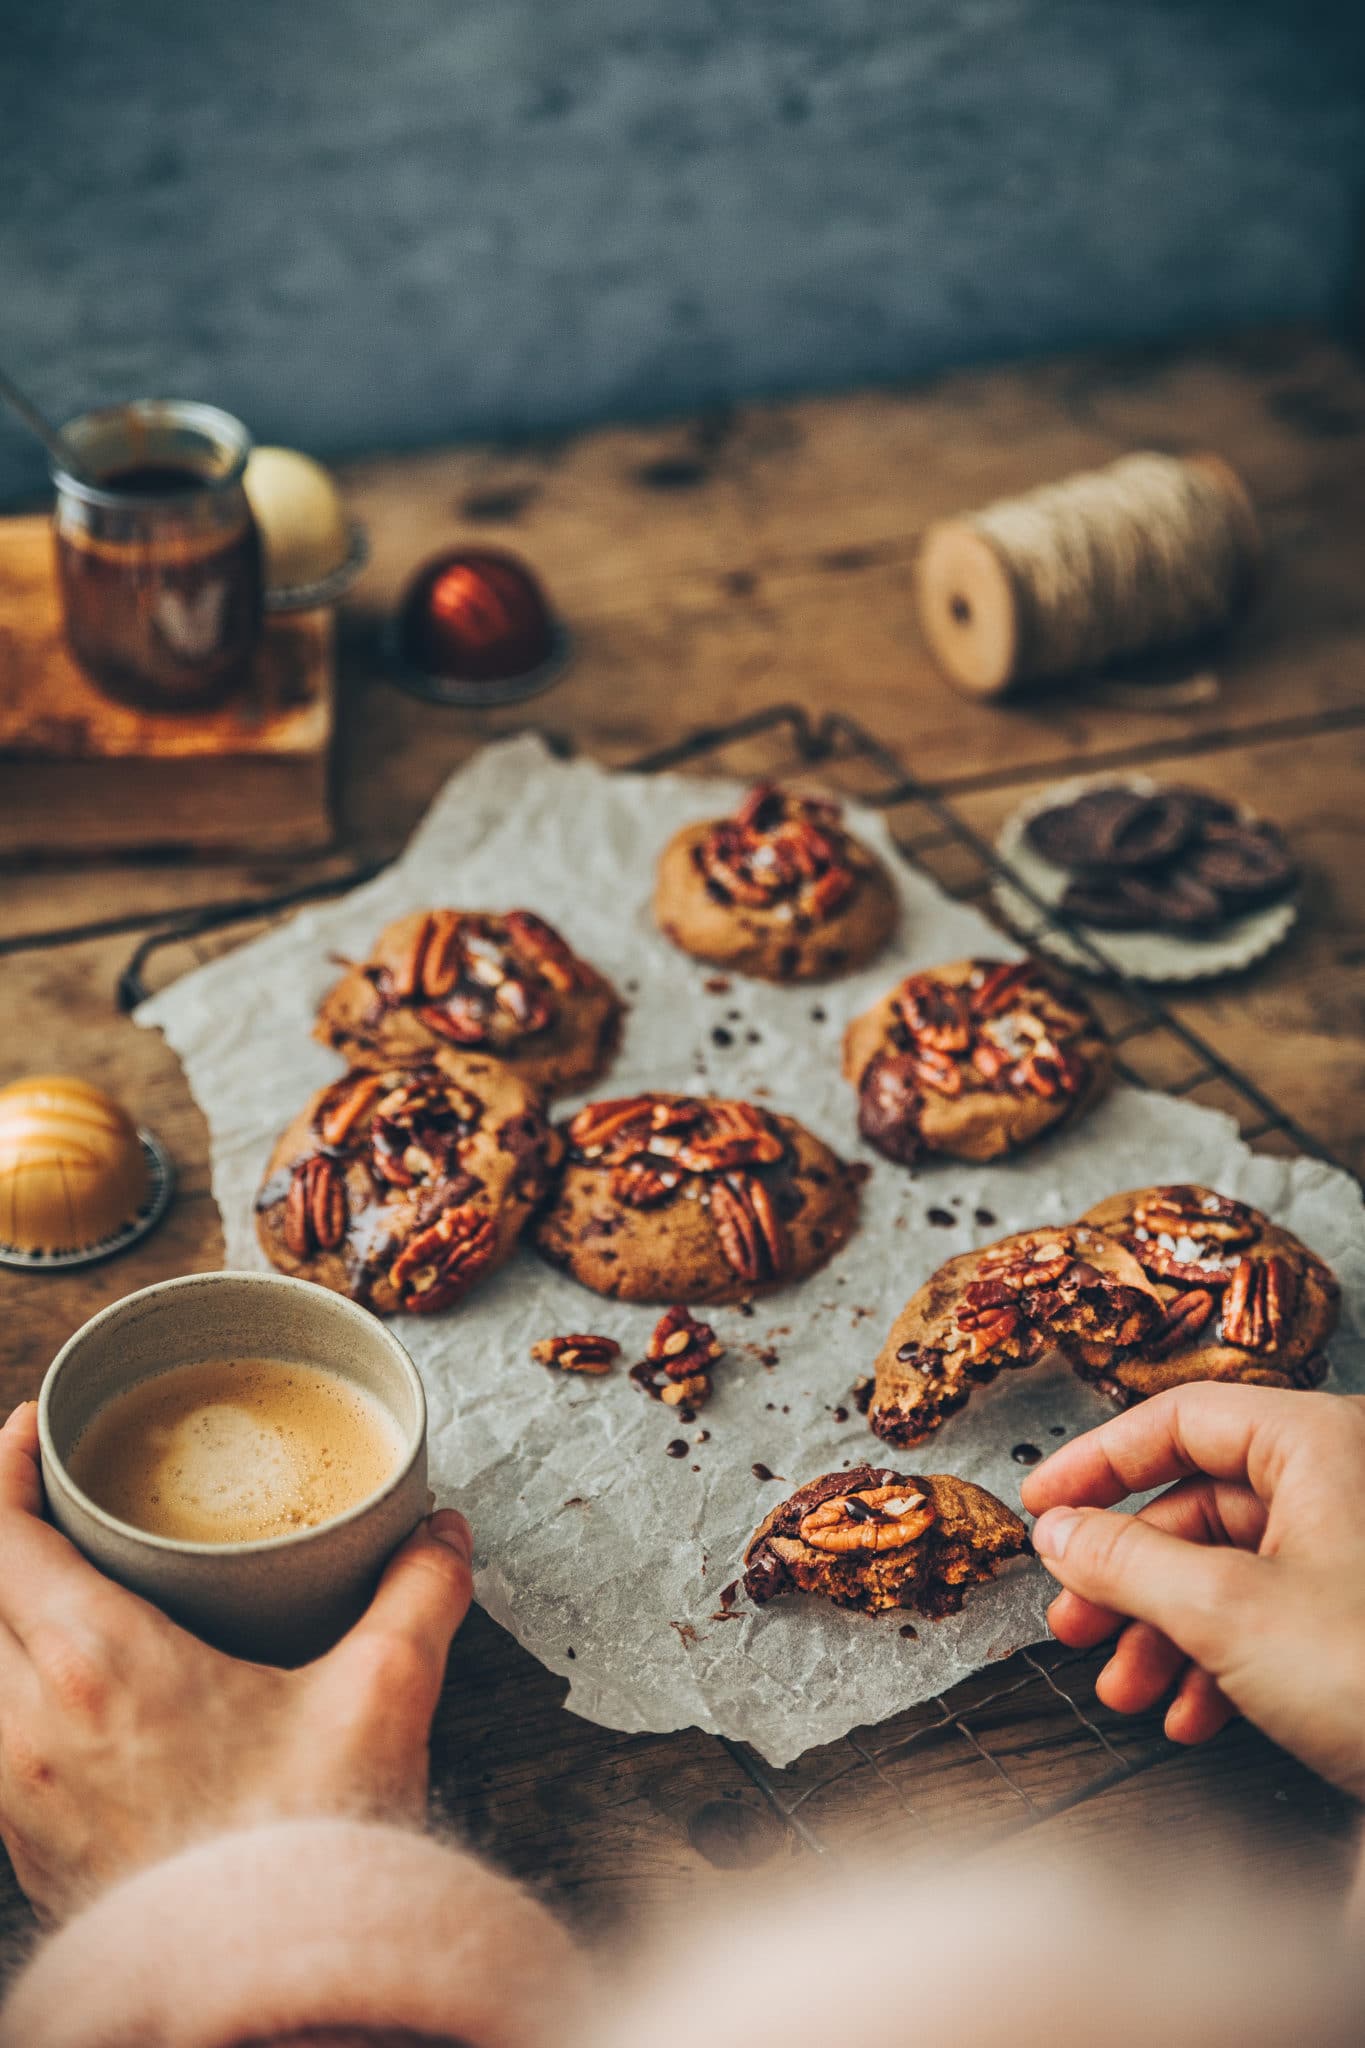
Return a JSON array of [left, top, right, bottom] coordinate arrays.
[[38, 1271, 428, 1664]]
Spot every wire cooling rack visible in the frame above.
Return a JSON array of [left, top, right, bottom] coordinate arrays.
[[117, 702, 1353, 1851]]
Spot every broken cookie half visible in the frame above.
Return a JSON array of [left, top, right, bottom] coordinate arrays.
[[743, 1465, 1030, 1619]]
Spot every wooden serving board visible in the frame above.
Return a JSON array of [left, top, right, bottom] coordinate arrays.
[[0, 515, 335, 857]]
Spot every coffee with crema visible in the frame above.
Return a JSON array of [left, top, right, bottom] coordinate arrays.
[[65, 1356, 404, 1545]]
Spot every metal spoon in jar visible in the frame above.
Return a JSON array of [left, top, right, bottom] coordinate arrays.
[[0, 365, 94, 483]]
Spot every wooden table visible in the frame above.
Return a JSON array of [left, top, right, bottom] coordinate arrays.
[[3, 325, 1363, 1944]]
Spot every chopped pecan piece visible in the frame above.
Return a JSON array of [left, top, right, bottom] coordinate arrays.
[[531, 1332, 620, 1374], [1010, 1044, 1089, 1099], [648, 1305, 723, 1377], [417, 910, 464, 998], [798, 1483, 935, 1554], [695, 787, 859, 924], [567, 1095, 665, 1159], [975, 1239, 1072, 1290], [388, 1203, 497, 1313], [709, 1174, 788, 1285], [418, 993, 492, 1045], [661, 1101, 785, 1172], [283, 1156, 347, 1259]]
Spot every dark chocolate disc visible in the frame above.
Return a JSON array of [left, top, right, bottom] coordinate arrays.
[[857, 1053, 924, 1165], [1185, 821, 1296, 908], [1027, 788, 1197, 873], [1059, 877, 1155, 930]]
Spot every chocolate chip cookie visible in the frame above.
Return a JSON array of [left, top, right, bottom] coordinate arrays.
[[743, 1466, 1029, 1618], [314, 910, 622, 1099], [256, 1053, 560, 1315], [1076, 1184, 1338, 1398], [869, 1226, 1161, 1447], [532, 1091, 863, 1303], [844, 956, 1111, 1166], [654, 784, 897, 982]]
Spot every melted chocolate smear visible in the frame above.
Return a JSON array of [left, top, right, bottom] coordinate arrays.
[[975, 1208, 997, 1227], [899, 1623, 919, 1640], [1049, 1424, 1067, 1437], [752, 1463, 782, 1482], [1011, 1442, 1043, 1466], [832, 1405, 849, 1423], [666, 1439, 689, 1458], [566, 1646, 575, 1659], [719, 1580, 738, 1610], [927, 1207, 955, 1228], [852, 1376, 874, 1414]]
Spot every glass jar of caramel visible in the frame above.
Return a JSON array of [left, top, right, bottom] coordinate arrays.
[[51, 400, 263, 712]]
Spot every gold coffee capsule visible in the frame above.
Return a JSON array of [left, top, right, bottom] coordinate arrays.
[[0, 1076, 152, 1256]]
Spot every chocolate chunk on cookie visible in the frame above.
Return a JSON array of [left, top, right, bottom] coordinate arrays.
[[654, 783, 897, 982], [256, 1053, 560, 1315], [843, 957, 1111, 1166], [743, 1466, 1029, 1618], [315, 909, 622, 1100], [533, 1092, 862, 1304], [869, 1226, 1161, 1447], [1076, 1184, 1337, 1399]]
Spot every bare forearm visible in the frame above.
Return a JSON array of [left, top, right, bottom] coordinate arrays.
[[0, 1819, 586, 2048]]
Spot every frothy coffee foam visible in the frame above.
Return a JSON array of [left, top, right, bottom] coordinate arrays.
[[65, 1356, 404, 1545]]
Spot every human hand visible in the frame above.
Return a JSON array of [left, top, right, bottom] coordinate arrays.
[[1020, 1384, 1365, 1797], [0, 1400, 473, 1922]]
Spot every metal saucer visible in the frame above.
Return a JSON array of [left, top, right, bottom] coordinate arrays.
[[384, 615, 574, 708], [263, 521, 369, 614], [0, 1129, 176, 1272]]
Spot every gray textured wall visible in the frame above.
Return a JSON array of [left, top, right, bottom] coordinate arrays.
[[2, 0, 1363, 504]]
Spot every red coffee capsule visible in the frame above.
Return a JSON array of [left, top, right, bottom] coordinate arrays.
[[392, 547, 568, 704]]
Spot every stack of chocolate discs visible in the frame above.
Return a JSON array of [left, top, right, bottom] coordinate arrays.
[[1025, 785, 1296, 934], [0, 1076, 174, 1269]]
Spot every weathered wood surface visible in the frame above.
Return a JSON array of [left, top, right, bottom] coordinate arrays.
[[0, 326, 1362, 1943]]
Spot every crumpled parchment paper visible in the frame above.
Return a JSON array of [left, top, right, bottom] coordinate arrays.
[[139, 735, 1364, 1767]]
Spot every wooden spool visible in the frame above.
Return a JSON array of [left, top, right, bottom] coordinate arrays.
[[913, 451, 1261, 699]]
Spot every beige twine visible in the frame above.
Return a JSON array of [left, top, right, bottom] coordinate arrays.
[[968, 453, 1253, 680]]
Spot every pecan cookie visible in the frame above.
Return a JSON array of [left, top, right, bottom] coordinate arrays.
[[532, 1092, 862, 1304], [743, 1466, 1029, 1618], [869, 1226, 1161, 1447], [314, 910, 622, 1099], [844, 957, 1111, 1166], [654, 784, 897, 982], [1076, 1184, 1338, 1399], [256, 1053, 560, 1315]]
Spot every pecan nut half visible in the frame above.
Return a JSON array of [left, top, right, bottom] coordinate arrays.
[[1133, 1187, 1257, 1248], [531, 1332, 620, 1374], [388, 1204, 497, 1312], [897, 975, 972, 1053], [315, 1073, 385, 1148], [503, 910, 585, 993], [1220, 1255, 1295, 1352], [799, 1484, 936, 1554], [709, 1174, 788, 1285], [283, 1156, 348, 1259], [609, 1161, 682, 1208], [1146, 1288, 1218, 1358]]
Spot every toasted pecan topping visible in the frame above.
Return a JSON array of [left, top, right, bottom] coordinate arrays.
[[709, 1173, 788, 1285], [375, 910, 587, 1047], [1146, 1288, 1218, 1357], [798, 1483, 936, 1554], [694, 785, 859, 927], [388, 1203, 497, 1312], [1220, 1254, 1295, 1352], [283, 1156, 347, 1259], [862, 959, 1095, 1137]]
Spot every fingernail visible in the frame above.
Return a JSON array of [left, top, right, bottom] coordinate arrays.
[[1032, 1507, 1082, 1563], [429, 1509, 473, 1563]]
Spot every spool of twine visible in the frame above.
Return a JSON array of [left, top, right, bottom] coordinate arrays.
[[913, 451, 1260, 699]]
